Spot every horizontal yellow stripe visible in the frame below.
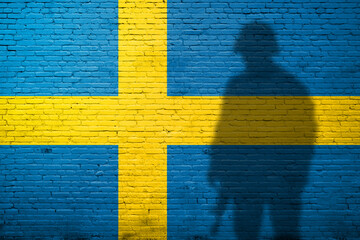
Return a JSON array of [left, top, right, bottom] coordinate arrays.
[[1, 96, 359, 146]]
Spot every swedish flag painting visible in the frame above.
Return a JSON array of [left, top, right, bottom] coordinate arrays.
[[1, 0, 360, 239]]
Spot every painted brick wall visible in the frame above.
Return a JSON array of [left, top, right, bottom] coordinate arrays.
[[166, 1, 360, 239], [0, 146, 118, 240], [1, 0, 360, 240], [0, 0, 118, 96], [168, 0, 360, 96], [168, 146, 360, 240]]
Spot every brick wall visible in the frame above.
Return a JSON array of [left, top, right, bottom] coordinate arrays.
[[168, 146, 360, 240], [0, 0, 118, 96], [168, 0, 360, 96], [0, 146, 118, 240], [1, 0, 360, 239]]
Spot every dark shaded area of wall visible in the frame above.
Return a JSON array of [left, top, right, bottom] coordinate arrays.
[[206, 21, 316, 240], [168, 145, 360, 240]]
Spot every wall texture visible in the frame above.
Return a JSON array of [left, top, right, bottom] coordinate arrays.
[[1, 0, 360, 239], [168, 0, 360, 96], [0, 0, 118, 96], [0, 146, 118, 240]]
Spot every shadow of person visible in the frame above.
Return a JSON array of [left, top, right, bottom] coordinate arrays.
[[208, 20, 317, 240]]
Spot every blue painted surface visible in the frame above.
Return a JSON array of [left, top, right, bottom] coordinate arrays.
[[168, 0, 360, 96], [0, 145, 118, 240], [0, 0, 118, 96], [167, 145, 360, 239]]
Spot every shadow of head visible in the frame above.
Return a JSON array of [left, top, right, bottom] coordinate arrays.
[[234, 20, 279, 64]]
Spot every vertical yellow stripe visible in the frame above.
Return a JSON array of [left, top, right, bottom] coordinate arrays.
[[118, 0, 167, 238], [118, 0, 167, 96]]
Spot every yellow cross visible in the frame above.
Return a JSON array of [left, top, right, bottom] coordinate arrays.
[[1, 1, 360, 239]]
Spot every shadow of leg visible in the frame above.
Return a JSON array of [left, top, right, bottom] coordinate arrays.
[[233, 200, 263, 240], [271, 190, 302, 240]]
